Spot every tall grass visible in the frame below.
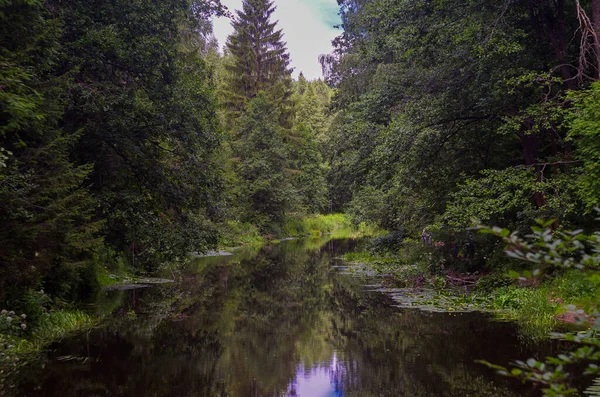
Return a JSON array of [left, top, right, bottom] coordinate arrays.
[[31, 311, 95, 344], [287, 213, 352, 237]]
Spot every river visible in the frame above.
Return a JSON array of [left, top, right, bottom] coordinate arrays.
[[15, 236, 561, 396]]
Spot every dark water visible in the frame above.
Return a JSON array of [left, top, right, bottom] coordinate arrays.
[[16, 237, 562, 396]]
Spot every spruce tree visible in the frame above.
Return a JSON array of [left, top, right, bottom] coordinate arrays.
[[234, 93, 294, 229], [223, 0, 293, 124]]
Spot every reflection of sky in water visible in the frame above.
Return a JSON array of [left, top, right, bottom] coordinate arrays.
[[287, 353, 345, 397]]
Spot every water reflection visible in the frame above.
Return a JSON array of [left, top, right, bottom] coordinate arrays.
[[288, 353, 344, 397], [15, 237, 558, 396]]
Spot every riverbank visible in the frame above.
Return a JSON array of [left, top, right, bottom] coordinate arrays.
[[342, 250, 598, 339], [0, 308, 96, 392]]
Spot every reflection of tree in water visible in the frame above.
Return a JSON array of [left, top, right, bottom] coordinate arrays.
[[214, 240, 335, 396], [16, 237, 555, 397], [325, 276, 543, 396], [16, 315, 229, 397]]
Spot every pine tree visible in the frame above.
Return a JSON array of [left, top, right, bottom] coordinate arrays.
[[222, 0, 293, 124]]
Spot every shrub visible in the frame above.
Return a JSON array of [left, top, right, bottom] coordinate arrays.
[[367, 230, 407, 255]]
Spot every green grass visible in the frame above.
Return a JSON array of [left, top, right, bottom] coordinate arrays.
[[488, 286, 558, 339], [284, 213, 353, 237], [442, 270, 599, 339], [30, 311, 96, 344]]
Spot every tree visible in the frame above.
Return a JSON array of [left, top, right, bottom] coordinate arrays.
[[321, 0, 589, 237], [1, 0, 227, 294], [222, 0, 293, 124], [51, 0, 224, 268], [290, 79, 333, 213], [233, 92, 295, 229], [0, 0, 102, 299]]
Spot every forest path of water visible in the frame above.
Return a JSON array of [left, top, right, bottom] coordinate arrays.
[[15, 237, 557, 397]]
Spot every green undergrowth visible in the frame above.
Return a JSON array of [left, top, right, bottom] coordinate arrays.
[[217, 220, 265, 248], [96, 263, 132, 287], [435, 271, 598, 338], [484, 271, 599, 337], [29, 311, 96, 343], [94, 248, 135, 287], [283, 213, 353, 237]]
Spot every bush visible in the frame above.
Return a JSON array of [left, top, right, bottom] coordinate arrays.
[[0, 311, 28, 338], [367, 230, 407, 255]]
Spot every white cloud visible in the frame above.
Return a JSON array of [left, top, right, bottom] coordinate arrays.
[[212, 0, 341, 80]]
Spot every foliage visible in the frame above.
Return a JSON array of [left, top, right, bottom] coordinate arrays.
[[283, 213, 352, 238], [443, 167, 581, 232], [0, 0, 103, 299], [0, 310, 28, 338], [478, 220, 600, 396], [320, 0, 593, 246], [218, 220, 264, 248], [367, 230, 407, 255], [566, 82, 600, 211], [55, 0, 224, 269]]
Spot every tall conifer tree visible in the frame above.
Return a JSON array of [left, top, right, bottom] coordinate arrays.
[[223, 0, 293, 124]]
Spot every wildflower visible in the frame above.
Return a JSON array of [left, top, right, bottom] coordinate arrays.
[[1, 310, 6, 315], [21, 314, 26, 319], [20, 324, 26, 330], [6, 317, 12, 322], [8, 311, 14, 315]]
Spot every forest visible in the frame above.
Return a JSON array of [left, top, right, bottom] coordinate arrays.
[[1, 0, 600, 395]]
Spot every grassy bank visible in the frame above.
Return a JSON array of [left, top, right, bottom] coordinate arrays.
[[283, 213, 353, 237], [0, 308, 96, 392], [217, 213, 377, 248], [342, 246, 599, 339]]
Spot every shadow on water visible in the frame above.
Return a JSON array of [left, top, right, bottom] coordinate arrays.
[[16, 237, 563, 396]]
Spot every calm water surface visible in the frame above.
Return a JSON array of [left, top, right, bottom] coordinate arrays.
[[17, 237, 560, 396]]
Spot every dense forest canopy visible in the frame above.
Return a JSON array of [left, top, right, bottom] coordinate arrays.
[[0, 0, 333, 302], [322, 0, 600, 235]]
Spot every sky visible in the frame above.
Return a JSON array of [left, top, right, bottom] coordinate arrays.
[[212, 0, 341, 80]]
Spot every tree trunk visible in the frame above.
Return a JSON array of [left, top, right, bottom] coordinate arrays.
[[593, 0, 600, 79], [530, 0, 577, 89]]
